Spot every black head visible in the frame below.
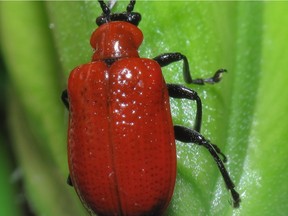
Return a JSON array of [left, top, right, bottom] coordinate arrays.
[[96, 0, 141, 26]]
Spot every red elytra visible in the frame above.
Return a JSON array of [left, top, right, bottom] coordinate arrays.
[[68, 57, 176, 216], [62, 1, 240, 215]]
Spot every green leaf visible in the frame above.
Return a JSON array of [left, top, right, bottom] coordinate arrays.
[[0, 2, 86, 215], [0, 135, 22, 216], [1, 1, 287, 216]]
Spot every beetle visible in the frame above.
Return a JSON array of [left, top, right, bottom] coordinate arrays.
[[61, 1, 240, 215]]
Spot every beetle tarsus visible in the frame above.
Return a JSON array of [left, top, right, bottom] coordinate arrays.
[[201, 68, 227, 84], [231, 188, 241, 208], [173, 125, 240, 208]]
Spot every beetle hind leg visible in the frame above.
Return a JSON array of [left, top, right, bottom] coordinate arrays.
[[174, 125, 240, 208]]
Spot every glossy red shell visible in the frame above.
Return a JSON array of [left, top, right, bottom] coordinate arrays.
[[68, 58, 176, 215]]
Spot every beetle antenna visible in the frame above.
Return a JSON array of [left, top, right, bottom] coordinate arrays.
[[127, 0, 136, 13], [108, 0, 117, 10], [98, 0, 110, 17]]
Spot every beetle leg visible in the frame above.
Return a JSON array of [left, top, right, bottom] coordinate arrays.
[[174, 125, 240, 208], [61, 89, 69, 110], [67, 174, 73, 187], [167, 84, 202, 132], [153, 52, 227, 84], [62, 91, 72, 187], [98, 0, 110, 17], [126, 0, 136, 12]]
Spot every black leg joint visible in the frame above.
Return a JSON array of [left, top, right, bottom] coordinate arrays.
[[167, 84, 202, 132], [153, 52, 192, 84], [167, 84, 198, 100]]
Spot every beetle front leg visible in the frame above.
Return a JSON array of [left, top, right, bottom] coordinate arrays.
[[153, 52, 226, 85], [167, 84, 202, 132], [61, 89, 72, 187], [174, 125, 240, 208], [61, 89, 69, 110]]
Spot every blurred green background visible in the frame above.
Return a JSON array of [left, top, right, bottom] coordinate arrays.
[[0, 1, 288, 216]]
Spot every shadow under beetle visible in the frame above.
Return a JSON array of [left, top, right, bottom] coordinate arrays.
[[62, 1, 241, 215]]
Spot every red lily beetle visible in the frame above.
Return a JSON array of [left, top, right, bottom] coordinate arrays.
[[62, 1, 240, 215]]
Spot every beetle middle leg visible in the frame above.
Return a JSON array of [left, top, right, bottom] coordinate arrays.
[[174, 125, 240, 208], [154, 52, 226, 84], [167, 84, 202, 132]]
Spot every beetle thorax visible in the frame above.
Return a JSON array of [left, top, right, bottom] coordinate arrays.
[[90, 21, 143, 61]]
